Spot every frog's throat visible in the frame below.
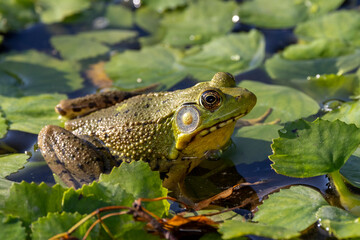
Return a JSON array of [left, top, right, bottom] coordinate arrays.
[[175, 112, 245, 151]]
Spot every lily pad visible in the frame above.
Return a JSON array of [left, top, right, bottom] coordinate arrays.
[[316, 205, 358, 222], [0, 50, 83, 96], [0, 213, 26, 240], [253, 186, 328, 231], [105, 5, 133, 28], [340, 148, 360, 188], [161, 0, 237, 47], [31, 212, 99, 240], [181, 30, 265, 78], [141, 0, 188, 12], [219, 220, 300, 239], [36, 0, 91, 24], [238, 0, 344, 29], [51, 30, 137, 61], [2, 183, 65, 227], [238, 81, 319, 123], [0, 154, 29, 178], [0, 114, 7, 138], [0, 94, 66, 134], [295, 10, 360, 46], [323, 100, 360, 128], [265, 50, 360, 81], [99, 161, 169, 217], [135, 7, 162, 34], [270, 119, 360, 177], [320, 218, 360, 239], [105, 45, 187, 89]]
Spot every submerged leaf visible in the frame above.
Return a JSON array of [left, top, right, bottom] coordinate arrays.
[[270, 119, 360, 177], [219, 220, 300, 239], [237, 0, 344, 29], [253, 186, 328, 231], [0, 94, 66, 134]]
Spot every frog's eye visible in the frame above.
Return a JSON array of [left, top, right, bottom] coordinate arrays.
[[176, 105, 201, 133], [200, 90, 222, 111]]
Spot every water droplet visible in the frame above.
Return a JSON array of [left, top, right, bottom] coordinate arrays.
[[133, 0, 141, 8], [137, 78, 142, 83], [279, 128, 287, 134], [230, 54, 240, 61], [316, 74, 321, 78], [232, 15, 240, 23], [322, 99, 344, 112], [93, 17, 109, 29], [325, 227, 329, 231]]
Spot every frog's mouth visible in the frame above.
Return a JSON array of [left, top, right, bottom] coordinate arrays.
[[196, 112, 246, 137]]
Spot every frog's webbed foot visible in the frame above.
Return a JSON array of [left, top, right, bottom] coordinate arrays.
[[55, 83, 159, 119], [236, 108, 280, 128], [38, 125, 117, 189]]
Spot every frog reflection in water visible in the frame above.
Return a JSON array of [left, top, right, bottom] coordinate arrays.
[[38, 72, 257, 193]]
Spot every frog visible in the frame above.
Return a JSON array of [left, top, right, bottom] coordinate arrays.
[[37, 72, 257, 192]]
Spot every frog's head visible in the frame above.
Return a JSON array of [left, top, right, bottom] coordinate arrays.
[[171, 72, 256, 159]]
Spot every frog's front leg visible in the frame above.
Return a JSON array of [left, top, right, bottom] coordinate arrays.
[[38, 125, 117, 189]]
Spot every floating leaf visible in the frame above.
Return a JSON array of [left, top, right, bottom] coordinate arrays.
[[141, 0, 188, 12], [282, 39, 355, 60], [99, 161, 169, 217], [253, 186, 328, 231], [316, 205, 358, 222], [0, 94, 66, 134], [181, 30, 265, 77], [105, 4, 133, 28], [340, 148, 360, 188], [0, 50, 83, 96], [0, 178, 12, 208], [219, 220, 300, 239], [51, 30, 137, 61], [238, 0, 344, 29], [2, 183, 65, 227], [135, 7, 162, 34], [295, 10, 360, 46], [31, 212, 99, 240], [270, 119, 360, 177], [323, 100, 360, 128], [0, 212, 26, 240], [105, 45, 187, 89], [36, 0, 91, 24], [0, 154, 29, 178], [161, 0, 237, 47], [0, 113, 7, 138], [265, 50, 360, 81], [239, 81, 319, 123]]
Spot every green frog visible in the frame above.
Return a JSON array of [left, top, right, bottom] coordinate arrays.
[[38, 72, 257, 192]]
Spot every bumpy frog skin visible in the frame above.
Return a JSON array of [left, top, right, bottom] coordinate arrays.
[[38, 72, 256, 191]]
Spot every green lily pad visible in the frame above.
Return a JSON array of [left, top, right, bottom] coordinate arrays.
[[0, 50, 83, 96], [0, 35, 3, 44], [105, 45, 187, 89], [253, 186, 328, 231], [2, 183, 65, 227], [238, 0, 344, 29], [161, 0, 237, 47], [0, 154, 29, 178], [282, 39, 355, 60], [135, 7, 162, 34], [51, 30, 137, 61], [295, 10, 360, 46], [99, 161, 169, 217], [265, 50, 360, 81], [181, 30, 265, 77], [239, 81, 319, 123], [291, 73, 359, 103], [31, 212, 99, 240], [0, 114, 7, 138], [323, 100, 360, 128], [320, 218, 360, 239], [219, 220, 300, 239], [141, 0, 188, 12], [316, 205, 358, 222], [0, 178, 12, 208], [0, 94, 66, 134], [105, 4, 133, 28], [270, 119, 360, 177], [0, 212, 26, 240], [340, 148, 360, 188], [36, 0, 91, 24]]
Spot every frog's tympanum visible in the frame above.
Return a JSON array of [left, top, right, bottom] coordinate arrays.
[[38, 72, 257, 192]]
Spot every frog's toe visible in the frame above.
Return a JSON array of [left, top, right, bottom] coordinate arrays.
[[38, 125, 114, 189]]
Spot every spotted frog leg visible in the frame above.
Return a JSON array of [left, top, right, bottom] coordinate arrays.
[[38, 125, 118, 189], [235, 108, 280, 128]]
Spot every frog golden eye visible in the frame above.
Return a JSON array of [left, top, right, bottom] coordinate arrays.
[[176, 105, 200, 133], [200, 90, 222, 110]]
